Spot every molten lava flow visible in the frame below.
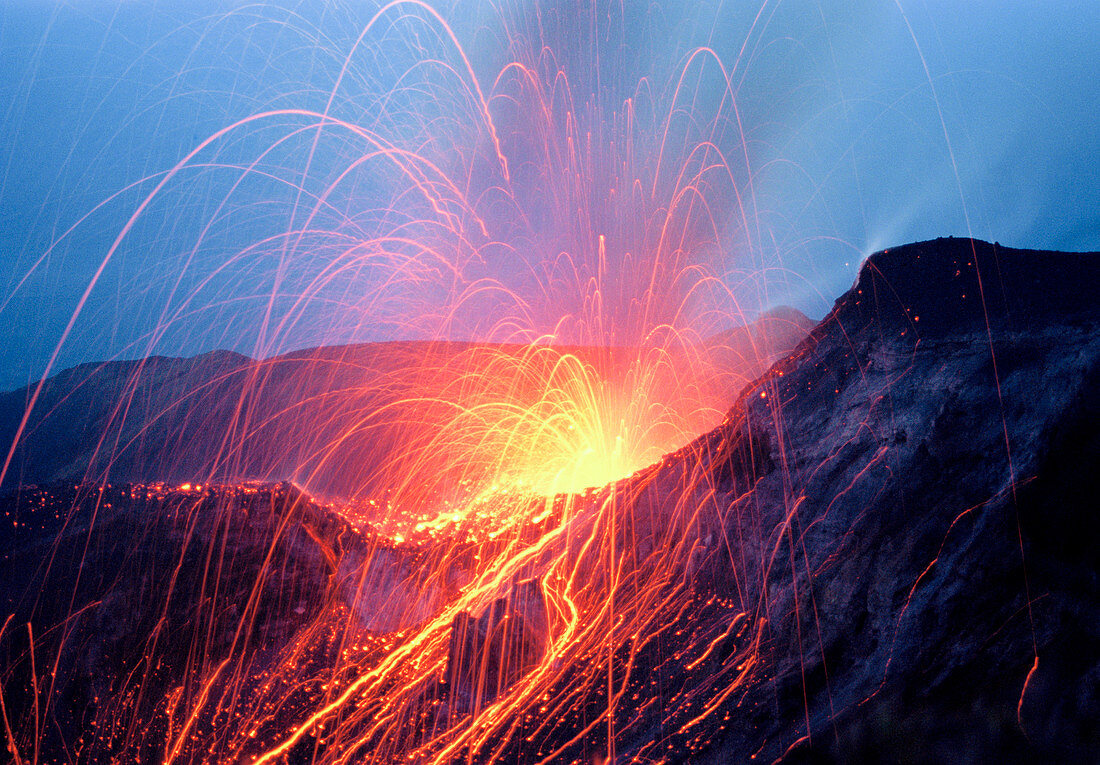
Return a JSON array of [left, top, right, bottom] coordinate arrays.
[[378, 341, 730, 507], [214, 336, 766, 763], [1, 2, 803, 762]]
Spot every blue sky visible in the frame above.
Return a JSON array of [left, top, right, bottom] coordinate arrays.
[[1, 0, 1098, 391]]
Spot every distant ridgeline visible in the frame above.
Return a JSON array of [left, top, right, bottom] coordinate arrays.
[[0, 312, 813, 497]]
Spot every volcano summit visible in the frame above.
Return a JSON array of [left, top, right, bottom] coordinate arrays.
[[1, 238, 1098, 763]]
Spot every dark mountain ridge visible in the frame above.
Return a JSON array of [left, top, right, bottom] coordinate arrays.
[[0, 311, 811, 499], [0, 238, 1096, 762], [673, 237, 1100, 761]]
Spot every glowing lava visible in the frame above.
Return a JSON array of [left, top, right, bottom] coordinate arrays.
[[0, 2, 802, 762]]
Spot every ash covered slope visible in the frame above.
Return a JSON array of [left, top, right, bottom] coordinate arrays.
[[681, 238, 1099, 762]]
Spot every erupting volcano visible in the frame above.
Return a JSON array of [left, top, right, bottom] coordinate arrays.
[[1, 2, 1098, 763]]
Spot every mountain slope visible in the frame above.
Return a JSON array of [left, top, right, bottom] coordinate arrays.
[[1, 239, 1096, 762], [671, 238, 1100, 761]]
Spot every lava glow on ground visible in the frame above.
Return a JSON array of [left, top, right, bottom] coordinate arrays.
[[1, 1, 1095, 763], [0, 3, 789, 760]]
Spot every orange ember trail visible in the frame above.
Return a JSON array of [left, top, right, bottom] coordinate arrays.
[[1, 0, 1094, 758], [3, 2, 815, 762]]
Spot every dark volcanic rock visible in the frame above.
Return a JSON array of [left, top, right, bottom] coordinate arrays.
[[1, 238, 1096, 763], [0, 481, 363, 761], [675, 238, 1100, 763], [444, 577, 551, 713]]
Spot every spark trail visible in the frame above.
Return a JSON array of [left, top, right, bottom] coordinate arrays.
[[2, 2, 812, 762]]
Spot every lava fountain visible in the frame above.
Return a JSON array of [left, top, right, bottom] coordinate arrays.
[[2, 2, 811, 762]]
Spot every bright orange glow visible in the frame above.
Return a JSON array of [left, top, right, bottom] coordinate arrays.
[[370, 341, 734, 509], [0, 3, 815, 763]]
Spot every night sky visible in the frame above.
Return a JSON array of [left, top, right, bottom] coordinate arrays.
[[1, 0, 1098, 392]]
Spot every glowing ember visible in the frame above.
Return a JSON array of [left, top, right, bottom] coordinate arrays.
[[2, 0, 1096, 760], [1, 2, 807, 763]]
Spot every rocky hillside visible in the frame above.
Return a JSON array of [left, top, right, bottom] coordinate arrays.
[[676, 238, 1100, 762], [1, 238, 1096, 762]]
